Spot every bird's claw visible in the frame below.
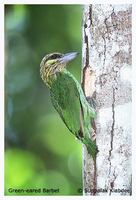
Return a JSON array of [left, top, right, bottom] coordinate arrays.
[[91, 130, 96, 141]]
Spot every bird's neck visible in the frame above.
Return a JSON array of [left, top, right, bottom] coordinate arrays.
[[40, 65, 66, 88], [41, 69, 55, 88]]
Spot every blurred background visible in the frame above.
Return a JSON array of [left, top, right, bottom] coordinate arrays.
[[5, 5, 83, 195]]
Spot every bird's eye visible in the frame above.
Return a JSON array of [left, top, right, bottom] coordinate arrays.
[[50, 54, 62, 59], [44, 53, 63, 65]]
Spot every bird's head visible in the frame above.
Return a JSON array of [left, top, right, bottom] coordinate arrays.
[[40, 52, 78, 86]]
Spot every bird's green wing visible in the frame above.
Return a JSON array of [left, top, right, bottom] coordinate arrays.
[[50, 71, 82, 137], [50, 70, 98, 159]]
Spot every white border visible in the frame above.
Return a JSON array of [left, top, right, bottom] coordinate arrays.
[[1, 0, 134, 4], [0, 2, 4, 199], [1, 1, 136, 200], [132, 1, 136, 198]]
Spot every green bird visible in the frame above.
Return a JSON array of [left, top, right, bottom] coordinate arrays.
[[40, 52, 98, 160]]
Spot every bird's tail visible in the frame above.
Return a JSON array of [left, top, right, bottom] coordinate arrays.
[[81, 136, 98, 160]]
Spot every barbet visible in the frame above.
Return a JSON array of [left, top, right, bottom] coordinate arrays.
[[40, 52, 98, 160]]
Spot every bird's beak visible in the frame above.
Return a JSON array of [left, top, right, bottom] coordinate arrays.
[[59, 52, 78, 64]]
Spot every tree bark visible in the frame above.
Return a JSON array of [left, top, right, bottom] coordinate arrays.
[[82, 4, 132, 196]]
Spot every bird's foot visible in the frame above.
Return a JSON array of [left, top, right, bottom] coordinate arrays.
[[91, 130, 96, 141], [86, 96, 96, 109]]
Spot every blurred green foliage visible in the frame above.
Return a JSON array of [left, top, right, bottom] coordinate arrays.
[[5, 5, 83, 195]]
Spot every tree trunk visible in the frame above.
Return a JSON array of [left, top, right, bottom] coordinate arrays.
[[82, 4, 132, 196]]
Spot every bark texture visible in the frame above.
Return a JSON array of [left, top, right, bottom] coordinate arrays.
[[82, 4, 132, 196]]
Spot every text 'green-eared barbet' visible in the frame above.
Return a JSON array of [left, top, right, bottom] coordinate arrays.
[[40, 52, 98, 160]]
